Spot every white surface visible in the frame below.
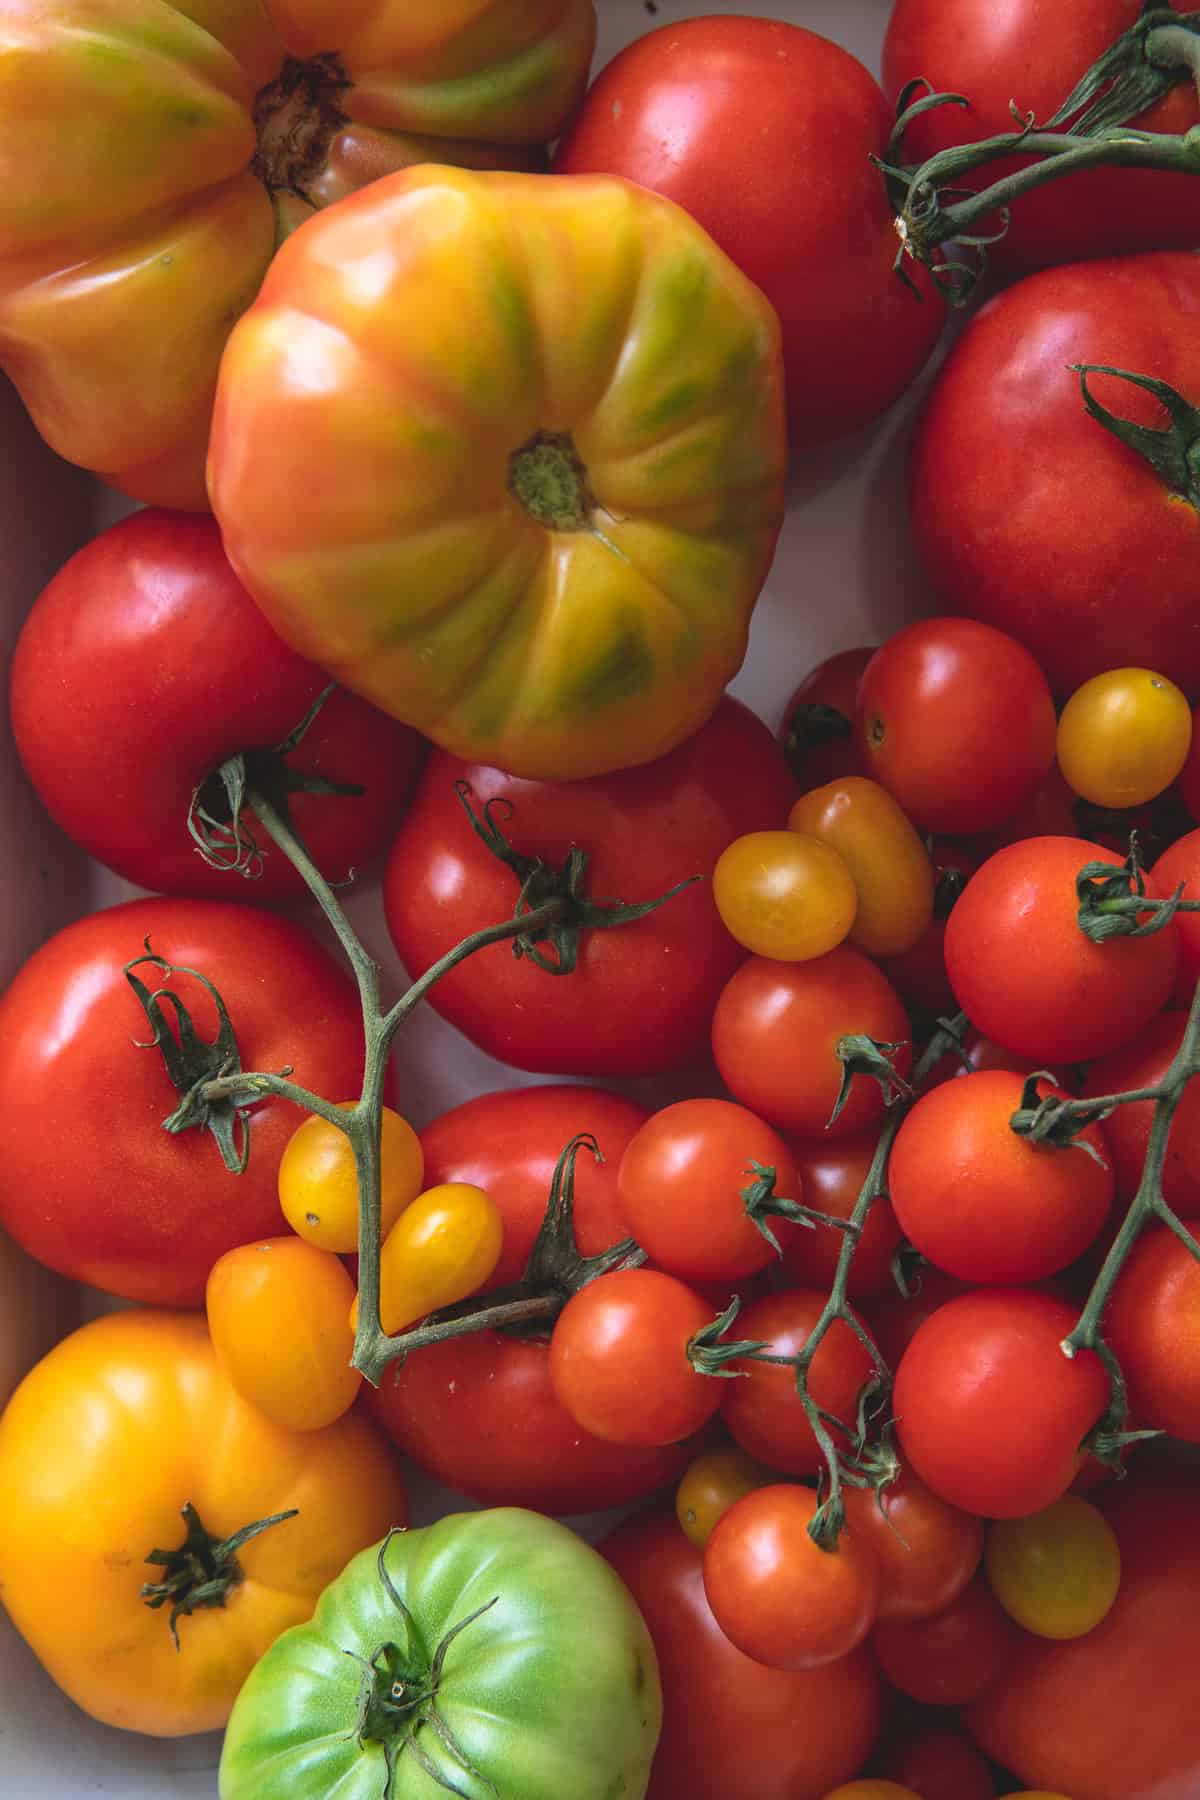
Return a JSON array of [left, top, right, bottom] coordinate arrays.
[[0, 2, 934, 1793]]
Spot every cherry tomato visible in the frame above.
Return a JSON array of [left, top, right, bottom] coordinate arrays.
[[871, 1573, 1021, 1707], [1057, 668, 1193, 809], [1179, 705, 1200, 819], [713, 829, 858, 963], [278, 1104, 424, 1254], [704, 1484, 882, 1671], [777, 647, 874, 790], [781, 1134, 903, 1302], [1105, 1223, 1200, 1443], [877, 1720, 997, 1800], [712, 947, 912, 1140], [1080, 1013, 1200, 1217], [1150, 827, 1200, 991], [868, 1266, 971, 1371], [675, 1444, 772, 1550], [842, 1468, 984, 1623], [788, 778, 935, 959], [822, 1787, 920, 1800], [720, 1289, 875, 1478], [353, 1183, 503, 1337], [985, 1495, 1121, 1641], [855, 620, 1056, 836]]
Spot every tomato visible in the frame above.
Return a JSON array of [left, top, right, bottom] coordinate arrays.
[[617, 1098, 803, 1284], [360, 1181, 504, 1337], [1180, 706, 1200, 819], [712, 947, 913, 1139], [870, 1573, 1021, 1708], [9, 508, 423, 901], [855, 620, 1056, 836], [1080, 1013, 1200, 1216], [944, 837, 1180, 1064], [0, 1, 596, 506], [0, 897, 369, 1305], [781, 1134, 904, 1302], [777, 647, 875, 790], [822, 1787, 920, 1800], [883, 1, 1200, 272], [209, 167, 787, 782], [889, 1071, 1113, 1284], [602, 1507, 883, 1800], [1150, 827, 1200, 990], [278, 1103, 425, 1254], [713, 830, 858, 963], [1105, 1223, 1200, 1443], [910, 256, 1200, 699], [893, 1290, 1111, 1519], [0, 1309, 405, 1736], [206, 1237, 360, 1431], [868, 1266, 971, 1372], [842, 1469, 984, 1623], [968, 1479, 1200, 1799], [788, 778, 935, 959], [1057, 668, 1193, 809], [720, 1289, 876, 1478], [877, 1721, 997, 1800], [556, 16, 944, 446], [985, 1495, 1122, 1641], [675, 1444, 772, 1550], [220, 1507, 659, 1800]]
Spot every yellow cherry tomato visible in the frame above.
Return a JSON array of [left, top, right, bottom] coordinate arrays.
[[278, 1103, 424, 1254], [712, 828, 858, 961], [675, 1444, 773, 1549], [1057, 667, 1193, 808], [985, 1494, 1121, 1641], [789, 775, 935, 958], [821, 1784, 921, 1800], [351, 1183, 504, 1337], [206, 1237, 360, 1432]]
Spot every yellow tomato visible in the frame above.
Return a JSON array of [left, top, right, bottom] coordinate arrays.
[[0, 1308, 405, 1736], [788, 776, 935, 958], [985, 1494, 1121, 1641], [712, 829, 858, 961], [278, 1103, 424, 1254], [352, 1183, 504, 1336], [206, 1236, 360, 1431], [1057, 667, 1192, 808], [821, 1784, 921, 1800], [675, 1444, 772, 1549]]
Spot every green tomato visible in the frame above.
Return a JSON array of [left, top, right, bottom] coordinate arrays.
[[219, 1507, 662, 1800]]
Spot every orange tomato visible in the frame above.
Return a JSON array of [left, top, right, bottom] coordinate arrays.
[[278, 1103, 424, 1253], [352, 1182, 503, 1336], [789, 776, 935, 958]]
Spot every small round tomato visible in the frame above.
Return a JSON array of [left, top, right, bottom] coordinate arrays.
[[277, 1104, 424, 1254], [855, 620, 1057, 836], [788, 777, 935, 959], [822, 1786, 921, 1800], [1105, 1223, 1200, 1442], [357, 1182, 503, 1337], [712, 947, 912, 1139], [842, 1469, 984, 1623], [870, 1573, 1021, 1708], [704, 1484, 881, 1671], [878, 1721, 997, 1800], [777, 646, 874, 789], [868, 1265, 970, 1371], [712, 830, 858, 962], [1081, 1013, 1200, 1216], [675, 1444, 772, 1550], [206, 1237, 359, 1432], [1057, 668, 1193, 809], [1150, 826, 1200, 990], [720, 1289, 875, 1477], [985, 1495, 1121, 1641], [781, 1133, 902, 1302]]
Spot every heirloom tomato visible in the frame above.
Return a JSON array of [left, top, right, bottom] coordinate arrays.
[[384, 698, 794, 1078], [209, 166, 788, 780], [220, 1508, 660, 1800], [0, 1309, 406, 1736], [0, 0, 596, 506], [556, 16, 945, 445], [10, 508, 423, 902], [0, 898, 369, 1304]]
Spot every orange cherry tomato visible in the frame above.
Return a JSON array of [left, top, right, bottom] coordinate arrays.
[[277, 1103, 424, 1254], [352, 1182, 504, 1336], [789, 775, 935, 957], [712, 829, 858, 962], [675, 1444, 773, 1549], [1057, 667, 1192, 809]]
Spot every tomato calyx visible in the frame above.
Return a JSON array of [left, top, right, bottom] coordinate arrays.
[[252, 52, 351, 211], [1072, 362, 1200, 511], [781, 701, 853, 782], [141, 1500, 299, 1650], [507, 429, 596, 532], [830, 1034, 913, 1127], [1009, 1073, 1114, 1167], [1075, 841, 1196, 942], [686, 1297, 769, 1379], [740, 1159, 861, 1258]]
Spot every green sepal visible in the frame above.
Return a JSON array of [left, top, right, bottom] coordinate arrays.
[[1071, 363, 1200, 510], [1045, 8, 1200, 135], [687, 1297, 768, 1379], [828, 1035, 912, 1129]]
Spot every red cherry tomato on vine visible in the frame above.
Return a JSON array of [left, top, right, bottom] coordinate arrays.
[[841, 1468, 984, 1623], [780, 1134, 903, 1302], [1105, 1223, 1200, 1443], [868, 1265, 971, 1372], [720, 1289, 875, 1478], [1150, 827, 1200, 992], [871, 1573, 1021, 1708], [1081, 1012, 1200, 1217]]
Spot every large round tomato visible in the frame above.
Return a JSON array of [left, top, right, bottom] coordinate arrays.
[[910, 256, 1200, 698], [384, 698, 794, 1077], [208, 167, 787, 781], [10, 507, 423, 901], [555, 16, 945, 446], [0, 897, 368, 1304], [601, 1508, 882, 1800], [0, 1, 596, 507]]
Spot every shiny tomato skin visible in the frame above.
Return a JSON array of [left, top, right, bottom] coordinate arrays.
[[384, 697, 794, 1077], [1105, 1225, 1200, 1443], [910, 256, 1200, 698], [0, 898, 369, 1306], [720, 1289, 876, 1477], [781, 1134, 903, 1302], [868, 1267, 971, 1372], [555, 16, 944, 446], [601, 1507, 883, 1800], [1150, 827, 1200, 990], [778, 647, 875, 790], [944, 837, 1180, 1064], [871, 1573, 1021, 1708], [711, 947, 912, 1139], [1081, 1013, 1200, 1217], [842, 1468, 984, 1623], [9, 509, 423, 902]]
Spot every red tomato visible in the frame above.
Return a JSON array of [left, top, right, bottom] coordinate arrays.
[[878, 1719, 997, 1800], [556, 17, 944, 446], [10, 509, 423, 902], [919, 1028, 1045, 1095], [383, 697, 794, 1077], [0, 899, 368, 1305], [893, 1290, 1111, 1519], [1180, 707, 1200, 819], [1106, 1225, 1200, 1443], [601, 1507, 883, 1800], [910, 256, 1200, 698], [777, 647, 875, 790], [721, 1289, 876, 1478], [781, 1134, 903, 1302], [968, 1479, 1200, 1799], [704, 1484, 882, 1671], [868, 1265, 971, 1372], [1151, 827, 1200, 990], [871, 1573, 1021, 1708], [889, 1072, 1114, 1284], [883, 1, 1200, 272], [842, 1468, 984, 1623], [1081, 1013, 1200, 1217], [855, 620, 1056, 836], [712, 947, 912, 1139], [944, 837, 1180, 1063]]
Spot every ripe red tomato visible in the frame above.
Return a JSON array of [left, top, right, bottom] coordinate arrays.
[[711, 947, 912, 1139], [893, 1290, 1110, 1518], [1081, 1013, 1200, 1217], [777, 647, 874, 790], [601, 1507, 883, 1800], [1105, 1225, 1200, 1443], [720, 1289, 875, 1477], [0, 899, 368, 1305], [855, 619, 1056, 836], [781, 1134, 903, 1302], [9, 508, 422, 902], [841, 1468, 984, 1623], [868, 1266, 970, 1372], [878, 1718, 997, 1800], [944, 837, 1180, 1064], [871, 1573, 1021, 1708], [383, 697, 793, 1077], [555, 17, 944, 447], [910, 256, 1200, 698], [1150, 827, 1200, 990]]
